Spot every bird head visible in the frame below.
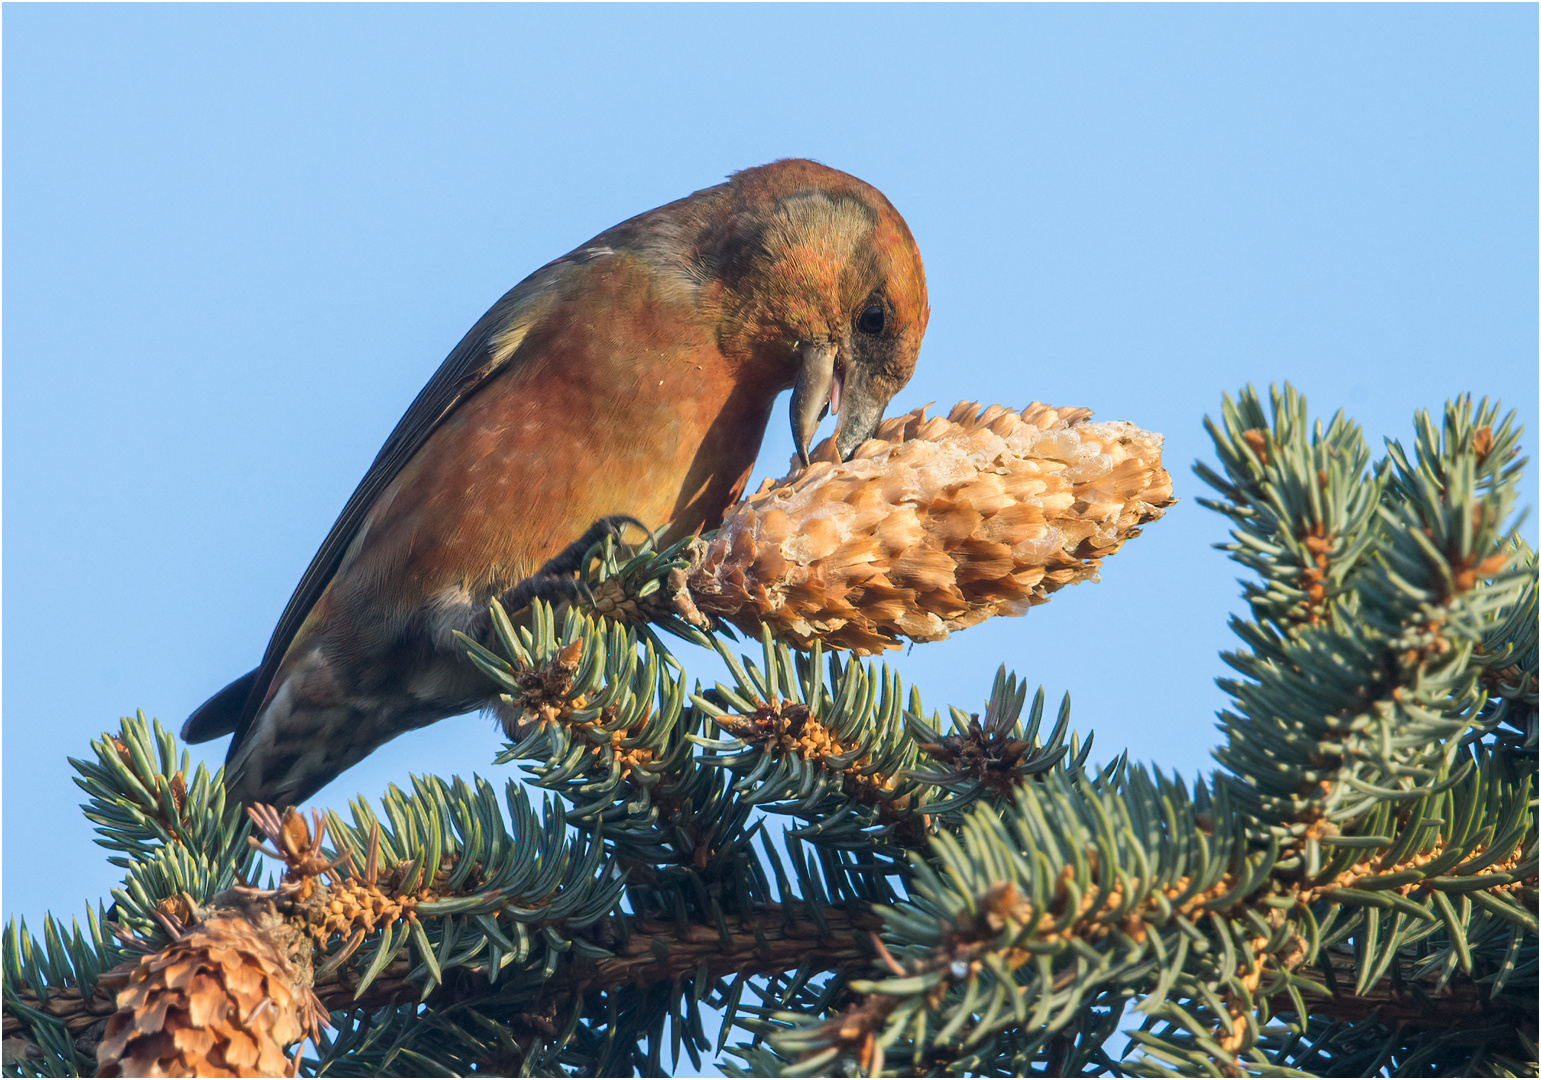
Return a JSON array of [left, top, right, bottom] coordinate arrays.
[[703, 160, 930, 465]]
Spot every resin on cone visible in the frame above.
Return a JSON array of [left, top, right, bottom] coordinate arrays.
[[686, 402, 1175, 653]]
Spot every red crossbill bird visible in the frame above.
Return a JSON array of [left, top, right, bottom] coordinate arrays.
[[182, 159, 929, 808]]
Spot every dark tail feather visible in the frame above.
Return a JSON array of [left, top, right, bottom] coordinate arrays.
[[182, 668, 260, 743]]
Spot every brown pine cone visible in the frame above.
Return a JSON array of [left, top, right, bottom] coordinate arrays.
[[96, 915, 314, 1078], [686, 402, 1174, 653]]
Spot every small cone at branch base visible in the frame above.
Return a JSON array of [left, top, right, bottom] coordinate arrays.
[[96, 916, 318, 1078], [686, 402, 1175, 653]]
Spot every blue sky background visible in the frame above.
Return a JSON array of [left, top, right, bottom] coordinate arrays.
[[5, 4, 1536, 954]]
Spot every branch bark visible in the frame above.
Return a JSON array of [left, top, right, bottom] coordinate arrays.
[[4, 902, 883, 1068]]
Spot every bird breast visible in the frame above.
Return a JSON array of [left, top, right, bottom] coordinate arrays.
[[332, 255, 780, 623]]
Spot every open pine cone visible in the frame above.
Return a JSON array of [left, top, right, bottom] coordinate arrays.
[[686, 402, 1175, 653], [96, 915, 318, 1078]]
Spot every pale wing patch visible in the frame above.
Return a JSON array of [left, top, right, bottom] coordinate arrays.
[[485, 251, 609, 370], [487, 312, 538, 372]]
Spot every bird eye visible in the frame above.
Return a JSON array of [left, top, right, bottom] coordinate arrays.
[[855, 303, 886, 336]]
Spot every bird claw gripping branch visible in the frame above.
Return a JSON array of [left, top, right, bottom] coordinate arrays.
[[499, 515, 654, 617]]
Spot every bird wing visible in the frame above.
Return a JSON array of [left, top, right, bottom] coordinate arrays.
[[185, 183, 718, 751], [199, 252, 595, 747]]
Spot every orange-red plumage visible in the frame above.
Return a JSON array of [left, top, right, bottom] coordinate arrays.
[[184, 160, 929, 806]]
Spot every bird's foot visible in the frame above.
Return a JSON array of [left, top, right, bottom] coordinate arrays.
[[542, 515, 652, 577], [499, 570, 594, 615], [500, 516, 651, 615], [499, 520, 716, 636]]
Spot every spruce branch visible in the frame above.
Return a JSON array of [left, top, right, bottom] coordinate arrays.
[[5, 390, 1532, 1079], [1194, 386, 1385, 634], [722, 390, 1535, 1078]]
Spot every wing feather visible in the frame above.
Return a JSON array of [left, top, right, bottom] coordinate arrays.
[[218, 256, 585, 747]]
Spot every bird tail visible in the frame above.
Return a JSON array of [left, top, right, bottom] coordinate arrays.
[[182, 668, 259, 742], [222, 687, 381, 809]]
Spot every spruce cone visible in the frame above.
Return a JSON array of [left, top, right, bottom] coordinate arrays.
[[687, 402, 1174, 653], [96, 915, 313, 1078]]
